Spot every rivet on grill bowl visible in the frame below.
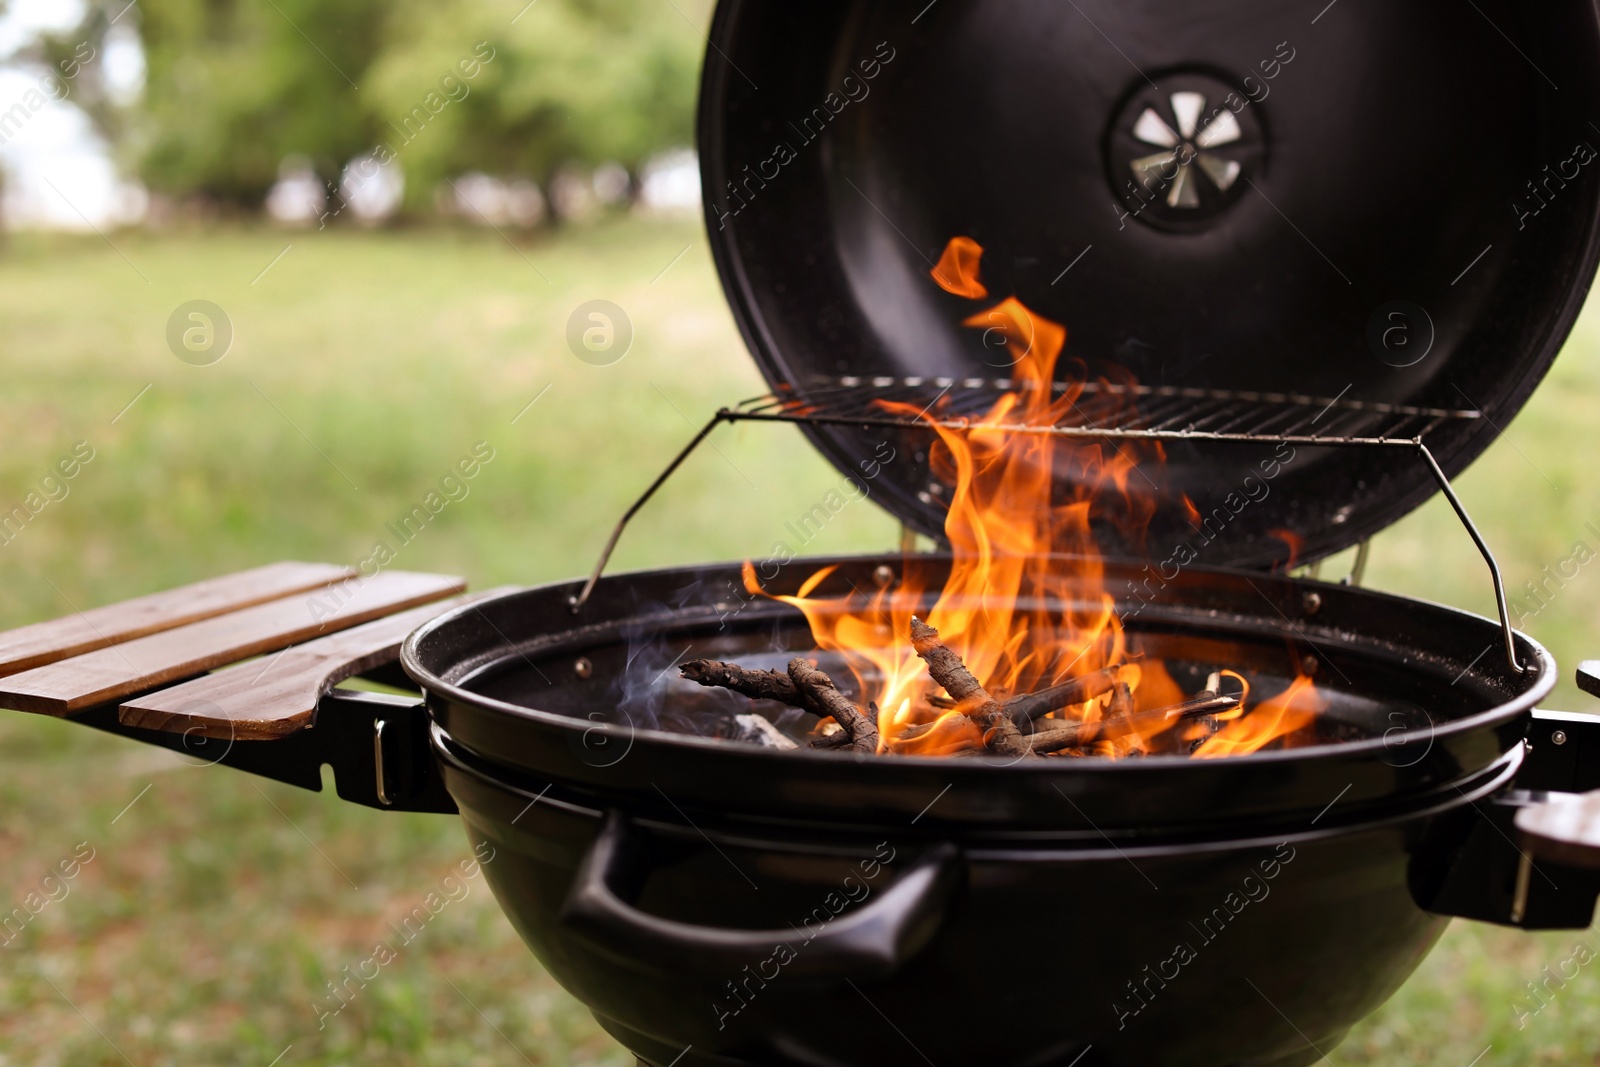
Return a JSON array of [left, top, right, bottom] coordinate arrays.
[[1301, 654, 1319, 676], [1552, 729, 1568, 746], [574, 657, 593, 680], [1302, 591, 1323, 615], [872, 565, 895, 588]]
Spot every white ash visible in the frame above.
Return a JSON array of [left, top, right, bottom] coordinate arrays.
[[734, 714, 799, 749]]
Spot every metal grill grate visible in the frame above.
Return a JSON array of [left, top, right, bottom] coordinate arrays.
[[730, 377, 1481, 446], [569, 376, 1522, 677]]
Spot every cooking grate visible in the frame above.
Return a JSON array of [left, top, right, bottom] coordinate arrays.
[[731, 377, 1480, 446], [570, 379, 1521, 674]]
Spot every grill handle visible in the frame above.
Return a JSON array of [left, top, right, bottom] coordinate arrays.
[[1514, 789, 1600, 925], [1513, 667, 1600, 916], [1517, 792, 1600, 871], [559, 810, 963, 981]]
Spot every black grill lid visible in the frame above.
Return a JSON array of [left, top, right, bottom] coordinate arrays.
[[697, 0, 1600, 568]]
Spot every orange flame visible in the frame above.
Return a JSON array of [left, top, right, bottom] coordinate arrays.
[[1194, 675, 1324, 758], [932, 236, 988, 299], [748, 237, 1321, 759], [1268, 529, 1304, 572]]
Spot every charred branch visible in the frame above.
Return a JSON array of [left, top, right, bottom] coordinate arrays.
[[1028, 691, 1241, 755], [788, 658, 879, 754], [1006, 667, 1124, 725], [685, 654, 1242, 760], [1154, 693, 1240, 720], [682, 659, 811, 710], [927, 666, 1124, 726], [1107, 680, 1135, 722], [909, 617, 1032, 758]]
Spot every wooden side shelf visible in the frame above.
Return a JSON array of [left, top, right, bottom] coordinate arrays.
[[119, 588, 512, 740], [0, 561, 357, 678], [0, 564, 476, 731]]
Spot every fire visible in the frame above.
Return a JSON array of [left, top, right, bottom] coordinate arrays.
[[931, 235, 988, 299], [749, 236, 1321, 759], [1194, 675, 1320, 759]]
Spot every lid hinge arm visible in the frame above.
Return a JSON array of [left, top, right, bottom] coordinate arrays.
[[1338, 539, 1371, 587], [1415, 442, 1525, 674], [569, 411, 732, 613]]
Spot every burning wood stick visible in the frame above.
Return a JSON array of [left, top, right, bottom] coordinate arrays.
[[927, 666, 1124, 725], [1028, 721, 1110, 754], [909, 617, 1032, 758], [1028, 692, 1240, 754], [681, 659, 810, 710], [680, 651, 1243, 760], [1005, 667, 1124, 725], [1107, 679, 1134, 720], [787, 658, 879, 754], [682, 657, 879, 754], [1158, 692, 1240, 720]]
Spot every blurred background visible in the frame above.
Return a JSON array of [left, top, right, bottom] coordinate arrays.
[[0, 0, 1598, 1063]]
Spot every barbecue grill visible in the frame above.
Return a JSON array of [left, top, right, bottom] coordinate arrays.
[[8, 1, 1600, 1065]]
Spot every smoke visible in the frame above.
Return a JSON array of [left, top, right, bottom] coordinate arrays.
[[605, 575, 813, 744]]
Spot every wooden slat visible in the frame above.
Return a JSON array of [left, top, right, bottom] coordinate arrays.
[[119, 587, 515, 740], [0, 570, 466, 716], [0, 561, 357, 678]]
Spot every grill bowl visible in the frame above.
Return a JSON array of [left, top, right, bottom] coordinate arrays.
[[403, 554, 1550, 836], [402, 554, 1553, 1066]]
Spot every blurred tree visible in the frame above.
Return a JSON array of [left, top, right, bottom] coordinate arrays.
[[138, 0, 389, 206], [45, 0, 391, 208], [29, 4, 123, 152], [364, 0, 707, 213], [34, 0, 708, 215]]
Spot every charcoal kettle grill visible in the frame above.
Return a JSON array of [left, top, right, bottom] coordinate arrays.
[[9, 2, 1600, 1065]]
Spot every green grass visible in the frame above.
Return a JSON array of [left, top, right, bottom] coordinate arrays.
[[2, 216, 1600, 1064]]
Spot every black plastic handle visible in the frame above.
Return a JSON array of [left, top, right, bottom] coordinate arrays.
[[1517, 790, 1600, 868], [1522, 673, 1600, 862], [559, 810, 962, 981]]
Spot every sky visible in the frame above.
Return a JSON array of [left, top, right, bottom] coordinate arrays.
[[0, 0, 146, 229]]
